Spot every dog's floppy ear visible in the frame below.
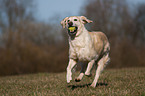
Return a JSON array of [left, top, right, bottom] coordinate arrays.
[[80, 16, 93, 24], [61, 17, 69, 28]]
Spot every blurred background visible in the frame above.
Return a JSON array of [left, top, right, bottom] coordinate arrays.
[[0, 0, 145, 76]]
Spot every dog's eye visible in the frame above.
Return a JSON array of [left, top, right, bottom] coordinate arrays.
[[74, 19, 77, 21], [67, 20, 70, 22]]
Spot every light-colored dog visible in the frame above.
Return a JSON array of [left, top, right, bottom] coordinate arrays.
[[61, 16, 110, 88]]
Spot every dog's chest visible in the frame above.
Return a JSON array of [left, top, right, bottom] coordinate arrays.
[[76, 47, 94, 61], [70, 38, 97, 61]]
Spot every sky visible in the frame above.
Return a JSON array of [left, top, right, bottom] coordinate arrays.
[[35, 0, 145, 22], [35, 0, 84, 22]]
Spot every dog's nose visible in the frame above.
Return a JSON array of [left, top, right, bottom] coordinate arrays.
[[68, 21, 73, 26]]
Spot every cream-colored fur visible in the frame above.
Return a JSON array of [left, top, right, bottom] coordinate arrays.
[[61, 16, 110, 88]]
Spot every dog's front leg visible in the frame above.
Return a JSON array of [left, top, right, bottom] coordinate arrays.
[[85, 60, 95, 76], [67, 59, 77, 83], [75, 62, 88, 82]]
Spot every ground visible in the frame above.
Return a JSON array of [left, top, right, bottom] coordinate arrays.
[[0, 68, 145, 96]]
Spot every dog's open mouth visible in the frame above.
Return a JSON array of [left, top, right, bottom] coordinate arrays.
[[68, 26, 78, 36]]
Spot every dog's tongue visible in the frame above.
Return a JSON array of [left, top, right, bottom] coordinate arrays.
[[70, 30, 74, 32]]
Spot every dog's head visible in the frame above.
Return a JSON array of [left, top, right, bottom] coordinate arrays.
[[61, 16, 93, 37]]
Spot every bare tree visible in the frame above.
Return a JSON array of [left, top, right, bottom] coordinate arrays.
[[0, 0, 34, 30], [133, 4, 145, 46], [81, 0, 145, 68], [0, 0, 68, 76], [0, 0, 35, 48]]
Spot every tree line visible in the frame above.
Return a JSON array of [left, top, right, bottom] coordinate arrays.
[[0, 0, 144, 76]]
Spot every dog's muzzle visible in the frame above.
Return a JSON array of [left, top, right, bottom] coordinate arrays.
[[68, 26, 78, 36]]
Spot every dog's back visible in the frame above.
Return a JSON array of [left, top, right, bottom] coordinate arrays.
[[89, 31, 110, 56]]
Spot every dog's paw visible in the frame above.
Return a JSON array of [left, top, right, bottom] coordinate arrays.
[[90, 83, 96, 88], [75, 78, 81, 82], [85, 73, 92, 77], [67, 80, 71, 83], [67, 77, 72, 83]]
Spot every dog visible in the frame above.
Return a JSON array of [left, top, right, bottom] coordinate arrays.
[[61, 16, 110, 88]]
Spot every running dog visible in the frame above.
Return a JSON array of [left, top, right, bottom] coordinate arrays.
[[61, 16, 110, 88]]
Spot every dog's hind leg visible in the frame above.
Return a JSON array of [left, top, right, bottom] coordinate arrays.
[[90, 53, 110, 88], [85, 60, 95, 77]]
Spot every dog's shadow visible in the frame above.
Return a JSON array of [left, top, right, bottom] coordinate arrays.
[[67, 82, 108, 90]]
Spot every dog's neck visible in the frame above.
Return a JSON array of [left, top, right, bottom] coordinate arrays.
[[69, 26, 92, 48], [69, 25, 89, 40]]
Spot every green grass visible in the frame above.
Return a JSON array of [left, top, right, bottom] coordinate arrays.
[[0, 68, 145, 96]]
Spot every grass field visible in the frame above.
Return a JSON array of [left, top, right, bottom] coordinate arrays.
[[0, 68, 145, 96]]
